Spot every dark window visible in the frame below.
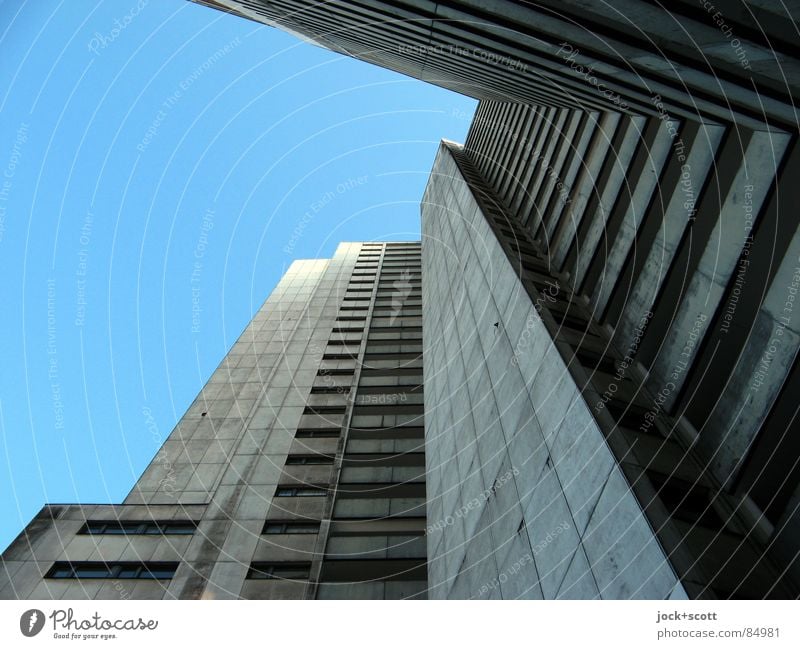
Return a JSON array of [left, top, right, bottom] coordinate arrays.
[[359, 367, 422, 378], [78, 521, 197, 535], [369, 326, 422, 334], [336, 482, 426, 498], [356, 384, 423, 394], [295, 428, 341, 438], [319, 558, 426, 582], [285, 454, 334, 465], [247, 562, 311, 580], [160, 523, 197, 535], [330, 516, 426, 537], [309, 386, 350, 394], [303, 405, 347, 415], [275, 486, 328, 497], [341, 452, 425, 467], [46, 562, 179, 580], [362, 351, 423, 361], [143, 565, 180, 579], [348, 425, 424, 440], [115, 565, 141, 579], [263, 520, 321, 534], [317, 368, 355, 376], [49, 565, 75, 579]]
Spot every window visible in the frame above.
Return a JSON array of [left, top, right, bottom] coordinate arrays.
[[357, 384, 423, 394], [348, 425, 424, 440], [335, 482, 426, 498], [78, 521, 197, 535], [309, 386, 350, 394], [247, 563, 311, 580], [359, 367, 422, 377], [295, 428, 341, 438], [330, 516, 426, 536], [316, 368, 355, 376], [341, 452, 425, 467], [362, 351, 423, 361], [285, 454, 334, 465], [159, 523, 197, 535], [377, 281, 420, 288], [303, 405, 347, 415], [319, 558, 426, 582], [262, 520, 321, 534], [46, 562, 179, 580], [275, 486, 328, 497]]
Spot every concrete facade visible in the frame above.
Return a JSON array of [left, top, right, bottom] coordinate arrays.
[[461, 100, 800, 596], [422, 142, 685, 599], [420, 135, 798, 598]]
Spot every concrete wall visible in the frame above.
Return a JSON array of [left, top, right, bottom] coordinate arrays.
[[421, 142, 684, 599]]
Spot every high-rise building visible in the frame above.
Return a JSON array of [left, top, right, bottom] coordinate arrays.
[[191, 0, 796, 129], [1, 243, 428, 599], [422, 138, 796, 598], [3, 0, 799, 600], [193, 0, 800, 598]]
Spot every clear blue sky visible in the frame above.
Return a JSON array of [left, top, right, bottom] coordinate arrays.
[[0, 0, 475, 552]]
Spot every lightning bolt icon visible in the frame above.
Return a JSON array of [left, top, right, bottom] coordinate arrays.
[[28, 611, 38, 632]]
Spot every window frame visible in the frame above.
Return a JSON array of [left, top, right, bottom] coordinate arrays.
[[45, 561, 179, 580]]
